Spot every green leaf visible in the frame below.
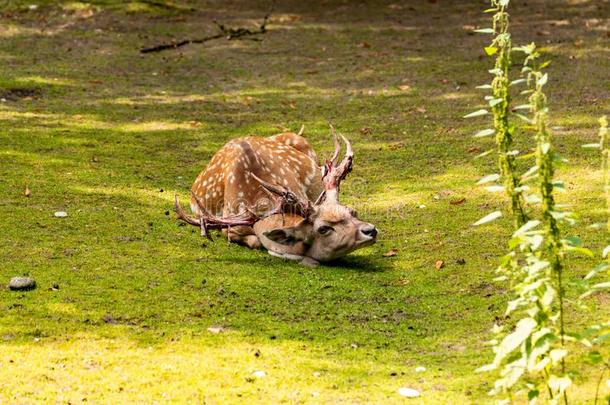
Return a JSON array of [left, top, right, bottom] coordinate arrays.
[[483, 8, 497, 13], [514, 220, 541, 236], [488, 98, 503, 107], [538, 73, 548, 86], [513, 113, 532, 123], [488, 68, 503, 75], [473, 211, 502, 226], [486, 185, 505, 192], [499, 0, 509, 5], [474, 28, 495, 34], [528, 390, 539, 401], [548, 375, 572, 395], [603, 245, 610, 258], [584, 263, 610, 280], [478, 174, 500, 184], [474, 128, 495, 138], [564, 236, 582, 246], [522, 165, 539, 178], [464, 109, 489, 118], [513, 104, 532, 110], [484, 46, 498, 56], [587, 350, 603, 365], [476, 84, 493, 89], [549, 349, 567, 366], [494, 318, 537, 362], [593, 281, 610, 290], [510, 78, 526, 86], [474, 149, 494, 159], [539, 60, 552, 69], [582, 143, 601, 149], [565, 246, 594, 258]]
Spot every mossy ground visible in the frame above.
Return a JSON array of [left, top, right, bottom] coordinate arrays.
[[0, 0, 609, 403]]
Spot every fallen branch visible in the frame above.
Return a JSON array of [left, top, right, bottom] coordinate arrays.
[[140, 6, 273, 54]]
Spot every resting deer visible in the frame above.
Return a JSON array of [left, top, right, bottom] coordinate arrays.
[[175, 126, 377, 267]]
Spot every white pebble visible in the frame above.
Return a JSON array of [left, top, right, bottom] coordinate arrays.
[[54, 211, 68, 218], [418, 204, 426, 209], [252, 370, 266, 378], [398, 387, 420, 398], [415, 366, 426, 372]]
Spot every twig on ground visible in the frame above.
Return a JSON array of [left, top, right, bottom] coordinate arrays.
[[140, 3, 274, 54]]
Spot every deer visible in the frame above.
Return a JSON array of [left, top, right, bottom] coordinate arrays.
[[174, 125, 378, 267]]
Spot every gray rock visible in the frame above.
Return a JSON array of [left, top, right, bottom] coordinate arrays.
[[9, 277, 36, 291]]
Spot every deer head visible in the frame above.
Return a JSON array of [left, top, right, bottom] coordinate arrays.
[[254, 127, 377, 263]]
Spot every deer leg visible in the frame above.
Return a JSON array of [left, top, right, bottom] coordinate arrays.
[[299, 256, 320, 267], [222, 226, 262, 249]]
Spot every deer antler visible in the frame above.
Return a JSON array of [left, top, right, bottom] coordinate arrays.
[[250, 173, 314, 218], [316, 125, 354, 204], [175, 174, 315, 239], [175, 193, 258, 240], [329, 123, 341, 166]]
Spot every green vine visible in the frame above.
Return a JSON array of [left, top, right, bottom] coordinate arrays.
[[465, 1, 610, 402]]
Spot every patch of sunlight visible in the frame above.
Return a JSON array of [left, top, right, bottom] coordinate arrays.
[[71, 185, 176, 205], [406, 56, 426, 63], [0, 333, 466, 403], [0, 110, 201, 133], [0, 150, 71, 166], [17, 76, 76, 87], [118, 120, 197, 132], [0, 24, 39, 38], [112, 94, 208, 106], [0, 110, 58, 121], [0, 51, 15, 61], [545, 43, 610, 57], [62, 1, 97, 11], [47, 303, 79, 316], [554, 112, 610, 128], [357, 165, 505, 213], [435, 92, 476, 101]]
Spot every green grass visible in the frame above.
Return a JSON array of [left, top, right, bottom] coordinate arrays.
[[0, 0, 609, 402]]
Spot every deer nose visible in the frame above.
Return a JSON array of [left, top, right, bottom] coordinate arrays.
[[361, 225, 378, 238]]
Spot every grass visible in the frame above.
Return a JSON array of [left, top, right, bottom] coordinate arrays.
[[0, 0, 609, 402]]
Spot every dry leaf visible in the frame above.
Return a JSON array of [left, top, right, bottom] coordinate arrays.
[[467, 146, 482, 153], [398, 84, 411, 91], [416, 107, 427, 113], [24, 185, 31, 197], [435, 260, 445, 269], [383, 249, 398, 257], [450, 198, 466, 206], [395, 279, 409, 285], [359, 41, 371, 48]]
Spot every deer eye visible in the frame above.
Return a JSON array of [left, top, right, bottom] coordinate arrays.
[[317, 225, 333, 235]]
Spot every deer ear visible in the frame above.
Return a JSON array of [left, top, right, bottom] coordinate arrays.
[[263, 227, 303, 246], [263, 220, 311, 246]]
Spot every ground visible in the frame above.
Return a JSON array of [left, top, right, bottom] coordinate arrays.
[[0, 0, 609, 403]]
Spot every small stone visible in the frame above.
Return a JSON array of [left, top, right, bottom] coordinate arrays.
[[252, 370, 266, 378], [9, 277, 36, 291], [313, 371, 322, 377], [398, 387, 421, 398], [415, 366, 426, 372], [54, 211, 68, 218], [456, 258, 466, 265]]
